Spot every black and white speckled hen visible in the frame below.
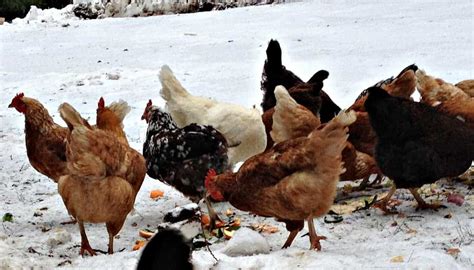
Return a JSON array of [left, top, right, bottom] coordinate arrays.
[[141, 100, 229, 226]]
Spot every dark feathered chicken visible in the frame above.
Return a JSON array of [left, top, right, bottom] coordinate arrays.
[[365, 87, 474, 212], [260, 39, 340, 123], [142, 100, 229, 226], [137, 228, 193, 270]]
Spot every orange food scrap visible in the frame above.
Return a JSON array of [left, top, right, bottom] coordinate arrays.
[[447, 248, 461, 257], [139, 230, 154, 239], [390, 256, 404, 263], [133, 240, 146, 251], [150, 189, 164, 199], [252, 223, 279, 234], [201, 214, 210, 226]]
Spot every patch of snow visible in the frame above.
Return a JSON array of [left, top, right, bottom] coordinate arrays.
[[220, 228, 270, 257], [47, 228, 72, 248]]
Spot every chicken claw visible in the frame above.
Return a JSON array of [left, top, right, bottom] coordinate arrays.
[[409, 188, 447, 211], [307, 218, 326, 251], [310, 235, 327, 251], [373, 185, 398, 214], [80, 243, 96, 257], [78, 221, 96, 256]]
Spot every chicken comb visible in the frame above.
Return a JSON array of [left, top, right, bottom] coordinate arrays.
[[146, 99, 152, 108], [98, 97, 105, 109], [205, 169, 217, 187], [14, 92, 25, 100]]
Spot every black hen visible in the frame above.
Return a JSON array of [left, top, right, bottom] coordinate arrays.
[[365, 87, 474, 212], [260, 39, 340, 123], [137, 228, 193, 270], [142, 100, 229, 226]]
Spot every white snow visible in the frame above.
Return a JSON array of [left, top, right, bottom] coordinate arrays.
[[47, 228, 73, 248], [0, 0, 473, 269], [220, 228, 271, 257]]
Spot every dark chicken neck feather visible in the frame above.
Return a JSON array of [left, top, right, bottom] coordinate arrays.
[[146, 106, 178, 136]]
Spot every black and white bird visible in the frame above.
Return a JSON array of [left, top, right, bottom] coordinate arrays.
[[141, 100, 229, 227]]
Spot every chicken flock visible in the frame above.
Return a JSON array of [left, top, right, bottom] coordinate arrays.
[[8, 39, 473, 258]]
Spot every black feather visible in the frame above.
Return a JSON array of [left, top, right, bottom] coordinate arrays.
[[365, 87, 474, 189], [143, 107, 229, 200], [137, 228, 192, 270]]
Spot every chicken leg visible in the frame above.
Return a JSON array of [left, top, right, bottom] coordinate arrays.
[[307, 218, 326, 251], [78, 221, 96, 256], [409, 188, 446, 210], [282, 230, 299, 249], [205, 198, 222, 230], [373, 185, 398, 214]]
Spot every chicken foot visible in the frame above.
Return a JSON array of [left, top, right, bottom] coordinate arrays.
[[355, 174, 384, 191], [205, 198, 222, 230], [409, 188, 446, 210], [373, 185, 398, 214], [307, 218, 326, 251], [78, 221, 96, 256]]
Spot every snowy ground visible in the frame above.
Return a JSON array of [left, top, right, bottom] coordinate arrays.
[[0, 0, 473, 269]]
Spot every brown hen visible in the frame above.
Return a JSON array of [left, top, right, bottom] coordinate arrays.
[[9, 94, 133, 183], [8, 93, 68, 182], [58, 103, 146, 256], [96, 97, 131, 146], [455, 79, 474, 97], [206, 110, 356, 250], [417, 70, 474, 124], [271, 86, 379, 184]]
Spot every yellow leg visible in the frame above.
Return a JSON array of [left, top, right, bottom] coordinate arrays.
[[373, 185, 398, 214], [307, 218, 326, 251], [409, 188, 446, 210]]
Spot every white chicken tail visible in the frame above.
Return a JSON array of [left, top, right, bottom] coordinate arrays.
[[159, 65, 190, 101], [274, 85, 298, 110], [59, 103, 91, 130], [107, 100, 131, 123], [331, 110, 357, 127]]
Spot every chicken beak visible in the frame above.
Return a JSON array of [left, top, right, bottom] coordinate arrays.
[[8, 103, 14, 108]]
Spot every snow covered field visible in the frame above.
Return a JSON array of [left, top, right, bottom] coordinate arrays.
[[0, 0, 473, 269]]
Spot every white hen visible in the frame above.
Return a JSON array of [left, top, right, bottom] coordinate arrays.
[[159, 65, 267, 165]]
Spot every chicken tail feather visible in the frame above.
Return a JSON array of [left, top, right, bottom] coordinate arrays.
[[159, 65, 189, 101], [332, 110, 357, 127], [107, 100, 131, 123], [58, 103, 91, 130]]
